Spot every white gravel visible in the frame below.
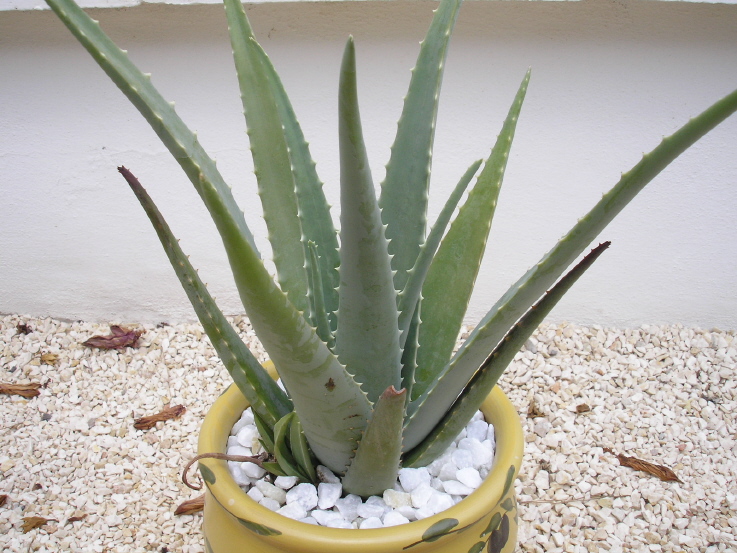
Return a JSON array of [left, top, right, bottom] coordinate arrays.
[[225, 406, 495, 528], [1, 315, 736, 552]]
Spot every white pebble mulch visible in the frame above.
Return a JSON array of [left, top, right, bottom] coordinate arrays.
[[1, 315, 735, 553], [226, 406, 495, 528]]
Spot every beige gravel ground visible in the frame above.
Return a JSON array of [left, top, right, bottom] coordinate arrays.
[[1, 315, 735, 552]]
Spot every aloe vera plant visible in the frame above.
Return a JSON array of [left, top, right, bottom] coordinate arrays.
[[45, 0, 737, 498]]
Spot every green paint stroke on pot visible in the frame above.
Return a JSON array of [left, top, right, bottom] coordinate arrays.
[[404, 518, 460, 549], [486, 514, 510, 553], [199, 463, 216, 485], [468, 541, 486, 553], [501, 465, 515, 499], [480, 511, 501, 538], [500, 497, 514, 512], [236, 517, 283, 536]]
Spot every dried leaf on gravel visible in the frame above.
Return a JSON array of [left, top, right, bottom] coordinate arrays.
[[0, 494, 8, 507], [66, 513, 87, 524], [527, 400, 544, 418], [604, 448, 683, 483], [134, 405, 187, 430], [16, 323, 32, 334], [82, 325, 142, 349], [0, 382, 42, 398], [40, 353, 58, 365], [22, 516, 56, 532], [175, 494, 205, 516]]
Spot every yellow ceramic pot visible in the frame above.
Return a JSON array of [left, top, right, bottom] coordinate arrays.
[[198, 369, 523, 553]]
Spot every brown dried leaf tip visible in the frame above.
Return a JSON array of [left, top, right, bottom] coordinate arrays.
[[22, 516, 57, 533], [175, 494, 205, 516], [0, 382, 42, 398], [604, 448, 682, 483], [66, 513, 88, 524], [16, 323, 32, 335], [83, 325, 142, 350], [0, 494, 8, 507], [134, 405, 187, 430]]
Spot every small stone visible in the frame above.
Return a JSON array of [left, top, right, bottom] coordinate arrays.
[[274, 476, 299, 490], [456, 467, 482, 490], [398, 467, 431, 492], [316, 465, 340, 484], [286, 483, 318, 511], [410, 483, 435, 508], [334, 494, 363, 521], [255, 481, 286, 504], [442, 479, 474, 496], [359, 517, 383, 529], [383, 489, 412, 509], [277, 502, 306, 520], [357, 500, 386, 519], [317, 482, 342, 510], [241, 462, 266, 479], [259, 497, 280, 511], [383, 511, 410, 527], [311, 509, 344, 527]]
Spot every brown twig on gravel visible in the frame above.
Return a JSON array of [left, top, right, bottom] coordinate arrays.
[[182, 452, 269, 490]]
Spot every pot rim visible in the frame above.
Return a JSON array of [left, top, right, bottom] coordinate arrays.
[[198, 363, 523, 546]]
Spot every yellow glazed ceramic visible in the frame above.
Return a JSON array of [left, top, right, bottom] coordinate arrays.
[[198, 367, 523, 553]]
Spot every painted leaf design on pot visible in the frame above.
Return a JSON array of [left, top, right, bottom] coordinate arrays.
[[500, 497, 515, 512], [468, 541, 486, 553], [198, 463, 216, 485], [480, 511, 501, 538], [236, 517, 282, 536], [404, 518, 460, 549], [486, 513, 510, 553], [501, 465, 515, 499]]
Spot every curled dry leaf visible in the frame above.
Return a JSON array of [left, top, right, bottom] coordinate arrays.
[[0, 494, 8, 507], [16, 323, 32, 334], [604, 448, 682, 483], [174, 494, 205, 516], [66, 513, 88, 524], [22, 516, 57, 533], [0, 382, 42, 398], [40, 353, 58, 366], [527, 400, 544, 418], [82, 325, 142, 350], [134, 405, 187, 430]]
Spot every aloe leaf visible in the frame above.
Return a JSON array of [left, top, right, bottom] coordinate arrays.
[[273, 413, 310, 480], [254, 410, 275, 453], [334, 37, 402, 404], [341, 386, 407, 497], [380, 0, 464, 292], [44, 0, 258, 257], [404, 242, 610, 467], [397, 159, 483, 343], [118, 167, 291, 428], [412, 85, 737, 436], [412, 70, 530, 402], [400, 302, 422, 399], [305, 242, 334, 348], [250, 41, 341, 330], [223, 0, 307, 314], [262, 461, 288, 477], [290, 414, 318, 484]]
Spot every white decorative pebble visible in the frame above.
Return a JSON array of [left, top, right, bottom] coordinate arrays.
[[398, 467, 431, 492], [286, 483, 318, 511], [334, 493, 363, 520], [317, 482, 342, 509], [455, 467, 482, 490], [274, 476, 299, 489], [359, 517, 383, 529], [383, 511, 410, 527], [383, 489, 412, 509]]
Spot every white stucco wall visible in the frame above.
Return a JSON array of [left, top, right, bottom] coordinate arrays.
[[2, 0, 736, 327]]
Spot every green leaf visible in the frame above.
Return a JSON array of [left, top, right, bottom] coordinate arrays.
[[223, 0, 307, 314], [404, 242, 610, 466], [261, 461, 288, 478], [290, 414, 318, 484], [253, 410, 276, 453], [397, 159, 482, 344], [273, 412, 310, 480], [305, 242, 334, 349], [411, 70, 531, 405], [424, 84, 737, 433], [341, 386, 407, 497], [421, 518, 459, 542], [380, 0, 464, 292], [334, 37, 402, 404], [45, 0, 258, 256], [118, 167, 291, 428]]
